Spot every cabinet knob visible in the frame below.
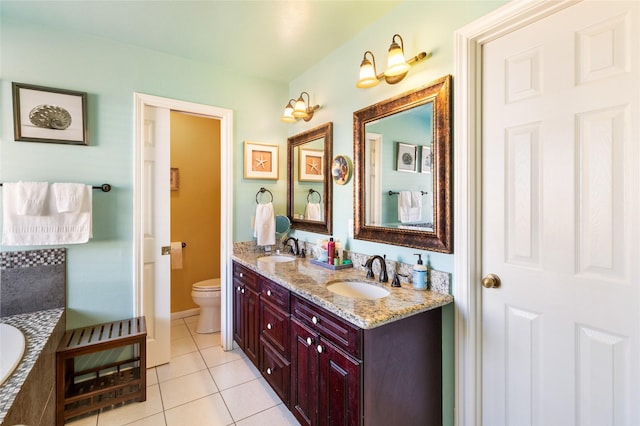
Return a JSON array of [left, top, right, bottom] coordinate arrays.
[[267, 323, 273, 330], [236, 286, 241, 292], [311, 316, 319, 325], [267, 290, 272, 296], [241, 288, 245, 294], [317, 344, 324, 354], [266, 367, 273, 375], [239, 272, 244, 278], [306, 337, 313, 345]]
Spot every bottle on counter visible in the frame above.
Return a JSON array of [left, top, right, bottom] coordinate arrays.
[[327, 237, 335, 265], [412, 253, 428, 290]]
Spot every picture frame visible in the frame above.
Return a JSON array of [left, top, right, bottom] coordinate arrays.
[[421, 145, 432, 174], [396, 142, 417, 172], [244, 141, 279, 180], [170, 168, 180, 191], [299, 147, 324, 182], [12, 82, 88, 145], [332, 155, 352, 185]]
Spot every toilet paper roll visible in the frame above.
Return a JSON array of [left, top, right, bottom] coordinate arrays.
[[170, 242, 183, 270]]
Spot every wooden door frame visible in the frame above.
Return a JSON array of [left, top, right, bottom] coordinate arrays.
[[452, 1, 579, 424], [133, 93, 235, 352]]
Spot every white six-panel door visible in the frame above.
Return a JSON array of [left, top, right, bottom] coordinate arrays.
[[481, 1, 639, 424]]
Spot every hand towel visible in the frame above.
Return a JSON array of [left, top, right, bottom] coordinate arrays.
[[51, 182, 86, 212], [398, 191, 422, 223], [253, 202, 275, 246], [170, 242, 183, 270], [304, 203, 322, 221], [15, 181, 49, 216], [2, 183, 92, 246]]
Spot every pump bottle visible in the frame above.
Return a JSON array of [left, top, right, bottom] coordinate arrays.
[[412, 254, 427, 290]]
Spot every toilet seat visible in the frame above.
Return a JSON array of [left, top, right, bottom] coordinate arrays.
[[192, 279, 221, 291]]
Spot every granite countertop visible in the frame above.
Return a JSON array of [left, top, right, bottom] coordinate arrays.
[[0, 308, 65, 424], [232, 251, 453, 329]]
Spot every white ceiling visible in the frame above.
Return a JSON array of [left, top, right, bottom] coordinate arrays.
[[2, 1, 402, 84]]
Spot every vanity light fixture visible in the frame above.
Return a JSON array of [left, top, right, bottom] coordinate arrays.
[[280, 92, 320, 123], [356, 34, 431, 88]]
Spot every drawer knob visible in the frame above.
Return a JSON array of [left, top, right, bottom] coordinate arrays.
[[267, 290, 272, 296], [239, 272, 244, 278], [306, 337, 313, 345], [312, 316, 319, 325], [266, 367, 273, 375], [236, 286, 241, 292], [267, 323, 273, 330], [317, 344, 324, 354], [241, 288, 245, 294]]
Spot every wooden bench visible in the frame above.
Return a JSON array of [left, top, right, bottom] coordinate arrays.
[[56, 317, 147, 425]]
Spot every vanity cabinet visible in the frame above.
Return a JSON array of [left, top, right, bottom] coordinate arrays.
[[232, 263, 260, 366]]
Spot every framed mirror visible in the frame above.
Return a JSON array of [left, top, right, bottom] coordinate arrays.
[[354, 75, 452, 253], [287, 122, 333, 235]]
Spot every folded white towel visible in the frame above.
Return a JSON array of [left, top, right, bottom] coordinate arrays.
[[15, 181, 49, 216], [2, 183, 92, 246], [398, 191, 422, 223], [254, 202, 275, 246], [51, 183, 86, 212], [304, 203, 322, 221]]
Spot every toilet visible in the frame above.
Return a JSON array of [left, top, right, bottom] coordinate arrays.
[[191, 278, 221, 334]]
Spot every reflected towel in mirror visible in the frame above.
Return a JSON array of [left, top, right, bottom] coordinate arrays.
[[304, 203, 322, 221], [398, 191, 422, 223]]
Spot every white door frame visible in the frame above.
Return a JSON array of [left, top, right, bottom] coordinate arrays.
[[133, 93, 235, 351], [453, 1, 579, 424]]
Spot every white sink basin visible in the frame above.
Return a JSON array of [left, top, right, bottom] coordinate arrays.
[[327, 281, 390, 300], [257, 255, 296, 263], [0, 324, 25, 386]]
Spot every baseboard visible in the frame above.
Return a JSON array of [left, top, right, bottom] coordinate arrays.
[[171, 308, 200, 320]]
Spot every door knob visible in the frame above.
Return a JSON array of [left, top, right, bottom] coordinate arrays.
[[482, 273, 501, 289]]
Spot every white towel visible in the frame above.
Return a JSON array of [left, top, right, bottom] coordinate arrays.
[[253, 202, 275, 246], [2, 183, 92, 246], [170, 242, 183, 270], [304, 203, 322, 221], [398, 191, 422, 223], [15, 181, 49, 216], [51, 183, 86, 212]]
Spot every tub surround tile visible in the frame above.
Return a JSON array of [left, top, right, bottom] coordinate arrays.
[[232, 243, 453, 329], [0, 308, 65, 425]]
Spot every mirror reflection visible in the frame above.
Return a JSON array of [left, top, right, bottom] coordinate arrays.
[[354, 75, 452, 253], [287, 122, 333, 235]]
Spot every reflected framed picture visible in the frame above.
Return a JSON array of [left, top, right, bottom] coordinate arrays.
[[421, 145, 432, 174], [12, 82, 88, 145], [396, 142, 417, 172], [299, 147, 324, 182], [244, 141, 279, 180]]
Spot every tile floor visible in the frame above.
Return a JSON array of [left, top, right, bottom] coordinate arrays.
[[67, 315, 300, 426]]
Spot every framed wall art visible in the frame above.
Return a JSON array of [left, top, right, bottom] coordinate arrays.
[[12, 82, 88, 145], [396, 142, 417, 172], [421, 145, 432, 174], [299, 147, 324, 182], [244, 141, 279, 180], [332, 155, 352, 185]]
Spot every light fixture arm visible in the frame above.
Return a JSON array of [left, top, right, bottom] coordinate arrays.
[[378, 51, 431, 84]]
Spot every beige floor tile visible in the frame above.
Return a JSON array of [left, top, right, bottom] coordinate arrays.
[[221, 378, 281, 421], [97, 384, 163, 426], [164, 393, 233, 426], [65, 413, 98, 425], [146, 367, 158, 386], [170, 322, 191, 341], [210, 357, 261, 390], [200, 345, 244, 368], [236, 403, 300, 426], [124, 412, 166, 426], [159, 369, 219, 410], [192, 331, 222, 350], [170, 335, 198, 357], [156, 351, 206, 382]]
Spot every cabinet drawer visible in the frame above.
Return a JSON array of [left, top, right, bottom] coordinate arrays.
[[233, 262, 258, 292], [260, 337, 291, 406], [292, 295, 362, 359], [260, 278, 290, 312], [260, 301, 290, 356]]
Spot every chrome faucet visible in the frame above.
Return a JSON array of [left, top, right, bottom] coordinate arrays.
[[283, 237, 300, 256], [364, 255, 388, 283]]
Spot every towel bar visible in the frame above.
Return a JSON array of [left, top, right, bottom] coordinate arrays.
[[388, 190, 428, 196], [0, 183, 112, 192]]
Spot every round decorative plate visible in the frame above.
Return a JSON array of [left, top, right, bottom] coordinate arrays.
[[332, 155, 352, 185]]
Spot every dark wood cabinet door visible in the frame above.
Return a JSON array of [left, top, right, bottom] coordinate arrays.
[[232, 282, 245, 350], [291, 317, 319, 426], [318, 338, 361, 426], [260, 337, 291, 406], [245, 288, 260, 367]]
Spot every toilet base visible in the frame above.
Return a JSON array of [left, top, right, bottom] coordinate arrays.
[[195, 307, 220, 334]]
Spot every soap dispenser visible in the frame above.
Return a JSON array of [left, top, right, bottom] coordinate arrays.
[[412, 254, 428, 291]]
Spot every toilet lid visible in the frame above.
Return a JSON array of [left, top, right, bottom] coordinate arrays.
[[193, 279, 221, 290]]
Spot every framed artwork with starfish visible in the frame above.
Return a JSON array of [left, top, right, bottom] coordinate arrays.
[[299, 147, 324, 182], [244, 141, 279, 180]]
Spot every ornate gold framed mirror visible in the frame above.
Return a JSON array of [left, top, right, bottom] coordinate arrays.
[[353, 75, 452, 252]]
